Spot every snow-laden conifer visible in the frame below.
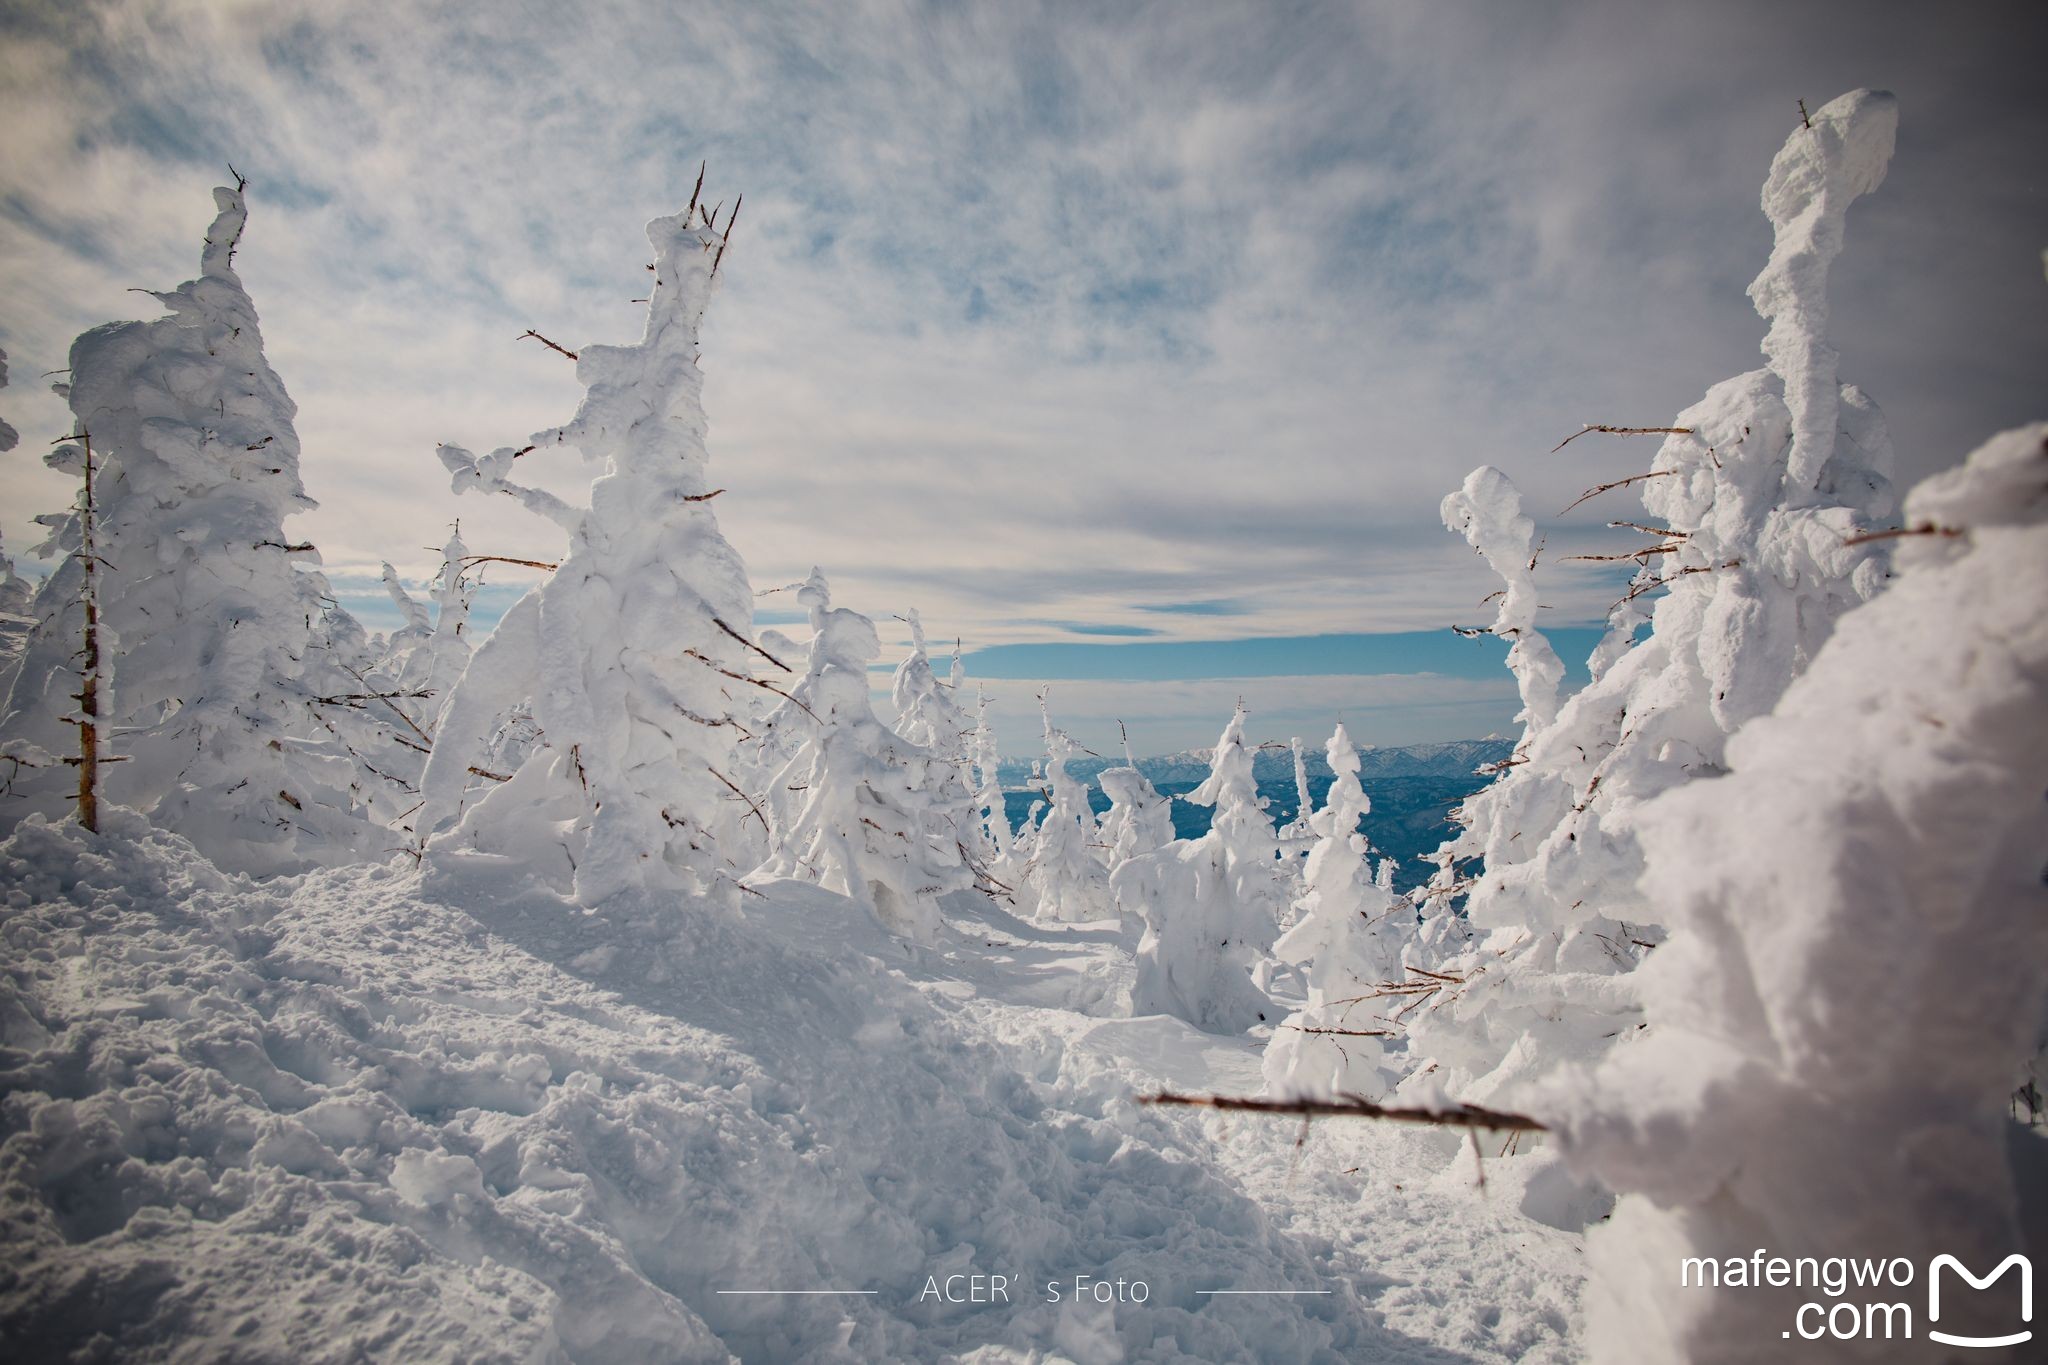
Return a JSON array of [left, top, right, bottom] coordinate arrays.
[[419, 196, 765, 903], [1403, 90, 1903, 1108], [969, 686, 1013, 865], [1263, 724, 1409, 1096], [1115, 703, 1282, 1033], [314, 530, 480, 849], [752, 570, 972, 940], [1552, 421, 2048, 1364], [1023, 691, 1114, 922], [1096, 725, 1173, 874], [0, 183, 372, 873], [888, 608, 980, 856]]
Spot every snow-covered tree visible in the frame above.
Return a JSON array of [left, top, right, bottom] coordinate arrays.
[[0, 182, 373, 874], [0, 532, 30, 699], [419, 193, 767, 904], [310, 530, 479, 850], [1095, 727, 1174, 873], [889, 612, 970, 756], [1274, 736, 1317, 849], [888, 608, 981, 865], [1402, 89, 1903, 1109], [1023, 692, 1115, 923], [1263, 724, 1410, 1097], [1115, 703, 1283, 1033], [0, 347, 18, 454], [381, 527, 476, 713], [752, 570, 973, 940], [1441, 466, 1565, 735], [969, 686, 1013, 866], [1550, 420, 2048, 1364]]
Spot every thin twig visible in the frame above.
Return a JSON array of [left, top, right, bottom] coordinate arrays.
[[1611, 558, 1740, 610], [518, 329, 579, 362], [682, 648, 819, 722], [1550, 424, 1693, 454], [1142, 1091, 1545, 1133], [711, 616, 793, 673], [1556, 470, 1679, 517], [712, 194, 741, 274], [1842, 523, 1962, 548], [459, 554, 559, 572], [707, 765, 768, 829], [1562, 543, 1684, 564]]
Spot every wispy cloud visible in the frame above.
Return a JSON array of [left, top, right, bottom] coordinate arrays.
[[1, 1, 2041, 751]]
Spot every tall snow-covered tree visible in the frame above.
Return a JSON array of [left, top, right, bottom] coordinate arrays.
[[419, 193, 767, 904], [0, 357, 27, 696], [1274, 735, 1317, 851], [752, 570, 972, 941], [0, 532, 30, 699], [0, 347, 18, 454], [1023, 692, 1115, 923], [1114, 703, 1283, 1033], [969, 686, 1013, 866], [1263, 724, 1408, 1097], [1402, 89, 1903, 1110], [0, 182, 373, 874], [888, 608, 980, 855], [1550, 420, 2048, 1364]]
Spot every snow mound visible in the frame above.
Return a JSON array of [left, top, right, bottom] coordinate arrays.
[[0, 813, 1402, 1362]]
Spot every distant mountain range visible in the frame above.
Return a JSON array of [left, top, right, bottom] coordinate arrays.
[[996, 736, 1515, 789]]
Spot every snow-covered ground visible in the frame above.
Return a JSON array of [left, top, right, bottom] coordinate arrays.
[[0, 810, 1581, 1363]]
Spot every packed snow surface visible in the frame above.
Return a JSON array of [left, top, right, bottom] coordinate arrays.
[[0, 813, 1582, 1362]]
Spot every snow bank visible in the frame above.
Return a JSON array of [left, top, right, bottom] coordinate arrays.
[[0, 812, 1398, 1362], [1550, 422, 2048, 1363]]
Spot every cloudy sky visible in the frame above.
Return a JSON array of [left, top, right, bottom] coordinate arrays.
[[1, 0, 2041, 754]]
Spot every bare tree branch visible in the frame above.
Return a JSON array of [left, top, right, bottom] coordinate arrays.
[[1141, 1090, 1546, 1132], [1550, 424, 1693, 454]]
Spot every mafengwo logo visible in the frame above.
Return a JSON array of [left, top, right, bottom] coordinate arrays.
[[1681, 1250, 2032, 1346], [1928, 1254, 2032, 1350]]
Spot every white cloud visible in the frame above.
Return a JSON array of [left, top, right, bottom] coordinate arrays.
[[1, 0, 2040, 716]]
